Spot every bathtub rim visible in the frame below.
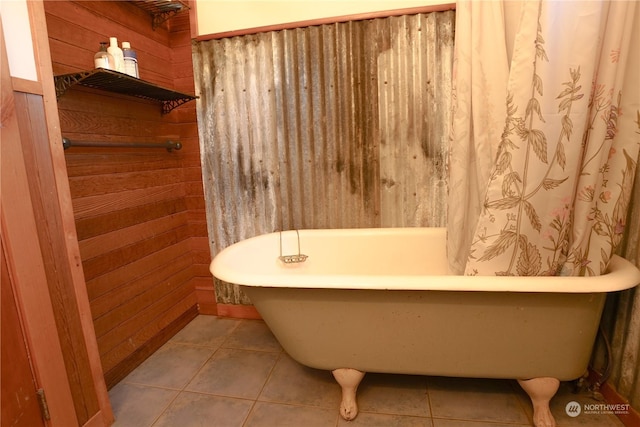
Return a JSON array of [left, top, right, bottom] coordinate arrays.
[[210, 227, 640, 294]]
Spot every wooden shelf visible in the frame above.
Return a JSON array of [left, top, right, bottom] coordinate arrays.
[[54, 69, 196, 114]]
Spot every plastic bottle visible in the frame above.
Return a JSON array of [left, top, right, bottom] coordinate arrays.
[[107, 37, 125, 73], [122, 42, 139, 78], [94, 42, 115, 70]]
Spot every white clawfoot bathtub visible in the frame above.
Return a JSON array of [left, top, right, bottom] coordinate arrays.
[[210, 228, 640, 426]]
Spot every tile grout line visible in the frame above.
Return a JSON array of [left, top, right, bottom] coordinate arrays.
[[150, 318, 246, 427], [148, 388, 181, 427], [425, 375, 435, 424], [241, 348, 287, 427]]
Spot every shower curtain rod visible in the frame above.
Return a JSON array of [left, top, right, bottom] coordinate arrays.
[[62, 137, 182, 152]]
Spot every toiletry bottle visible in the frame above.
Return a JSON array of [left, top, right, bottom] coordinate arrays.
[[122, 42, 139, 78], [94, 42, 114, 70], [107, 37, 125, 73]]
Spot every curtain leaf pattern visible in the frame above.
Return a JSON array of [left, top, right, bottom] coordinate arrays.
[[450, 0, 639, 277], [450, 0, 640, 412]]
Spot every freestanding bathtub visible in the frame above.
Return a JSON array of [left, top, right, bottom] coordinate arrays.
[[210, 227, 640, 427]]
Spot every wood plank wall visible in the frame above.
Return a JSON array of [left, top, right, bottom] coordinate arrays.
[[43, 0, 210, 388]]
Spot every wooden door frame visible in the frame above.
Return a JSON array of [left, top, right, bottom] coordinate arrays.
[[1, 17, 79, 426], [2, 1, 113, 426]]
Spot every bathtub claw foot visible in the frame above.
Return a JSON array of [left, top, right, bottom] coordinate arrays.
[[332, 368, 365, 421], [518, 377, 560, 427]]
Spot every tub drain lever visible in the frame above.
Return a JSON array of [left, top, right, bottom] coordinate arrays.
[[279, 230, 308, 264]]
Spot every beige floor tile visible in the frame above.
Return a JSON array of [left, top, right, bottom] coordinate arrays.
[[338, 412, 433, 427], [170, 315, 240, 348], [222, 319, 282, 352], [122, 342, 214, 389], [428, 377, 529, 424], [109, 383, 178, 427], [432, 419, 528, 427], [358, 373, 430, 417], [152, 391, 253, 427], [186, 348, 279, 399], [258, 353, 342, 408], [107, 317, 630, 427], [244, 401, 339, 427]]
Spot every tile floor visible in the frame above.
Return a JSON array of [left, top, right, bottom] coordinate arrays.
[[109, 315, 625, 427]]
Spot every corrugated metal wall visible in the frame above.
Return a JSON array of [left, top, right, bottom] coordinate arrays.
[[193, 11, 455, 304]]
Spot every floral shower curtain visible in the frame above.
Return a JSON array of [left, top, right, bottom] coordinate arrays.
[[448, 0, 639, 277]]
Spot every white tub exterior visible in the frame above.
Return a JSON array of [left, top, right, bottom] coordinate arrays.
[[210, 227, 640, 380]]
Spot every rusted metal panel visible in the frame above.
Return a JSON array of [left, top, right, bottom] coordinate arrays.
[[378, 13, 453, 227], [193, 11, 455, 304]]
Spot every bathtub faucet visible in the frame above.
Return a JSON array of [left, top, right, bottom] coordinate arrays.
[[279, 230, 308, 264]]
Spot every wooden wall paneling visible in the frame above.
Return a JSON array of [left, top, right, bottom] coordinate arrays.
[[90, 252, 193, 330], [188, 0, 199, 39], [73, 1, 168, 41], [75, 198, 188, 240], [75, 0, 174, 86], [168, 10, 214, 314], [71, 183, 186, 222], [45, 0, 203, 389], [77, 213, 188, 260], [65, 153, 179, 180], [57, 114, 164, 143], [93, 273, 194, 352], [57, 96, 173, 143], [99, 286, 196, 374], [57, 87, 163, 122], [81, 223, 190, 280], [64, 146, 183, 175], [194, 278, 218, 315], [45, 1, 172, 86], [75, 189, 197, 388], [95, 266, 194, 350], [68, 168, 186, 198], [85, 235, 191, 300]]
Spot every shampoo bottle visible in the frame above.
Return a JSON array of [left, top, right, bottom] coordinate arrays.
[[94, 42, 114, 70], [122, 42, 139, 78], [107, 37, 125, 73]]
